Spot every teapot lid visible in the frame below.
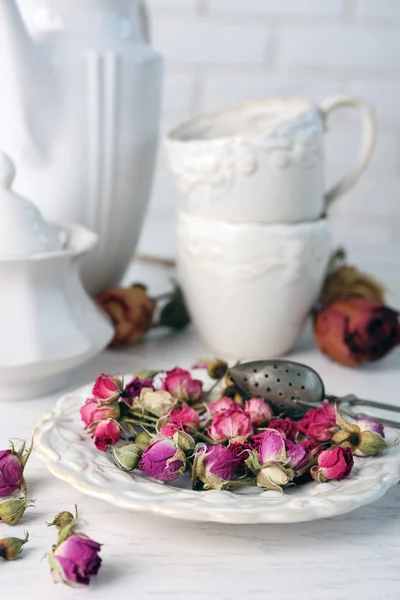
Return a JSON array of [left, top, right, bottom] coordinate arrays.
[[0, 151, 63, 259]]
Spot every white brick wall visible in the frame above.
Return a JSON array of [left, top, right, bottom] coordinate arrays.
[[139, 0, 400, 259]]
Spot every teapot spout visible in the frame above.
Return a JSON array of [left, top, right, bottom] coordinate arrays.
[[0, 0, 57, 158]]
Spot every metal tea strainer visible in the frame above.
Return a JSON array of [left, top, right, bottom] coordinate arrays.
[[228, 360, 400, 427]]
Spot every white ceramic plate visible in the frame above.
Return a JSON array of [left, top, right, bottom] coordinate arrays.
[[35, 381, 400, 524]]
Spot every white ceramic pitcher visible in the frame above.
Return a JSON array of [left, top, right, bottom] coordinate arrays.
[[166, 96, 376, 224], [0, 0, 162, 294]]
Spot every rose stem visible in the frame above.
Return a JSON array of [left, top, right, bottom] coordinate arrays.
[[130, 412, 158, 422], [123, 419, 157, 429], [187, 427, 216, 445], [224, 479, 258, 489]]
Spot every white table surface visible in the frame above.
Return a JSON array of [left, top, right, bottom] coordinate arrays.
[[2, 259, 400, 600]]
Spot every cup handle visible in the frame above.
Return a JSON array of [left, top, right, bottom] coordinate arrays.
[[138, 0, 151, 43], [320, 95, 377, 209]]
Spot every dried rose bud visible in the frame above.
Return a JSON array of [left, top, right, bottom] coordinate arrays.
[[135, 431, 153, 451], [258, 430, 287, 464], [311, 447, 354, 483], [111, 444, 142, 471], [208, 396, 243, 415], [160, 405, 200, 437], [92, 419, 120, 451], [284, 440, 308, 471], [49, 533, 102, 586], [160, 367, 203, 403], [244, 398, 273, 427], [173, 431, 195, 452], [268, 418, 299, 441], [257, 464, 293, 492], [96, 284, 155, 347], [197, 359, 229, 380], [0, 532, 29, 560], [0, 450, 23, 497], [195, 445, 240, 490], [80, 399, 120, 432], [47, 510, 76, 531], [314, 298, 400, 367], [91, 373, 123, 403], [332, 410, 387, 457], [0, 497, 33, 526], [137, 388, 178, 417], [208, 411, 253, 443], [297, 403, 336, 442], [123, 377, 154, 402], [138, 439, 186, 482]]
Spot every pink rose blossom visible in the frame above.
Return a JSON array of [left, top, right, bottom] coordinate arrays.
[[268, 418, 299, 441], [80, 399, 120, 431], [160, 405, 200, 437], [208, 411, 253, 442], [244, 398, 273, 427], [202, 445, 240, 482], [298, 403, 336, 442], [209, 397, 243, 415], [161, 367, 203, 402], [0, 450, 23, 497], [314, 447, 354, 482], [138, 439, 185, 482], [92, 419, 120, 451], [229, 442, 253, 466], [53, 533, 102, 586], [258, 429, 286, 465], [284, 440, 308, 470], [92, 373, 123, 403], [300, 438, 323, 458], [355, 418, 385, 438]]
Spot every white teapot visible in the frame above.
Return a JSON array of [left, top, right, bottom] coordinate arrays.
[[0, 152, 113, 400], [0, 0, 162, 294]]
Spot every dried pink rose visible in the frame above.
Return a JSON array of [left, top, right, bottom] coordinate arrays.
[[0, 450, 23, 497], [268, 418, 299, 441], [51, 533, 102, 586], [80, 399, 120, 431], [138, 439, 185, 482], [300, 438, 323, 458], [229, 442, 253, 466], [311, 447, 354, 483], [92, 373, 123, 403], [209, 396, 243, 415], [258, 430, 286, 465], [160, 405, 200, 437], [92, 419, 120, 451], [298, 403, 336, 442], [197, 445, 240, 489], [208, 411, 253, 443], [284, 440, 308, 470], [244, 398, 273, 427], [123, 377, 154, 403], [161, 367, 203, 402]]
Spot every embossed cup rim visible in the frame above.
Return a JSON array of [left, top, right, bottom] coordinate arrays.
[[178, 209, 330, 235], [167, 97, 317, 147]]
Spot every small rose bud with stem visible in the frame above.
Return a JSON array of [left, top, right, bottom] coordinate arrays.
[[0, 532, 29, 560], [0, 497, 35, 526], [47, 505, 78, 530]]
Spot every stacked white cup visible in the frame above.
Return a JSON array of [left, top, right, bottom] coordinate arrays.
[[166, 96, 376, 359]]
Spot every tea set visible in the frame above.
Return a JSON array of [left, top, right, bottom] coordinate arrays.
[[167, 96, 376, 359], [0, 0, 378, 398]]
